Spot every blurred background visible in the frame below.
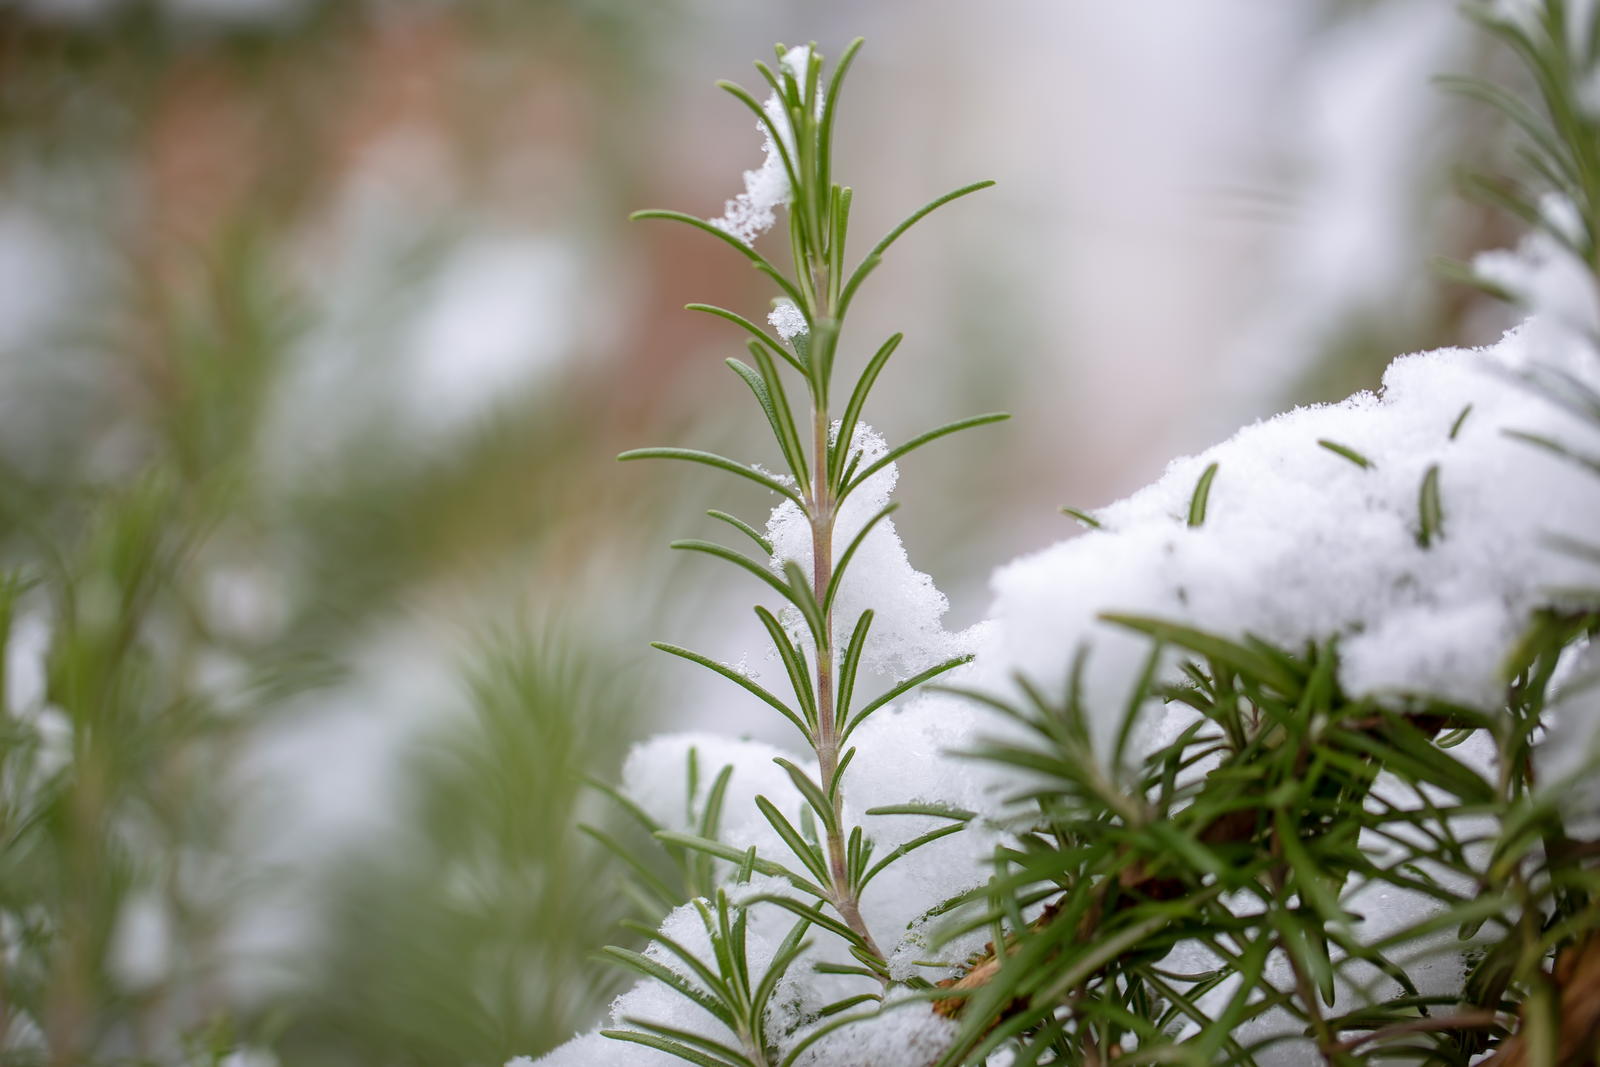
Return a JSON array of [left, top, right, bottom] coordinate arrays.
[[0, 0, 1529, 1063]]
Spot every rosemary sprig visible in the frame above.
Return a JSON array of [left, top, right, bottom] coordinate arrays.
[[606, 37, 1005, 1061]]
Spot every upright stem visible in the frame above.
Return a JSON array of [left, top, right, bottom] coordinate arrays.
[[807, 306, 884, 967]]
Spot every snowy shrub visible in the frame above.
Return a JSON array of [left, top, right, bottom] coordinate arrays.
[[524, 7, 1600, 1065]]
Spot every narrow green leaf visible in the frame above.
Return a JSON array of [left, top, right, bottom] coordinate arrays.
[[751, 917, 813, 1022], [726, 358, 808, 487], [755, 795, 833, 884], [1519, 981, 1559, 1067], [828, 746, 857, 801], [773, 758, 836, 829], [823, 503, 898, 614], [598, 947, 735, 1029], [585, 774, 664, 838], [579, 825, 681, 913], [754, 605, 818, 729], [629, 210, 804, 306], [1187, 462, 1219, 527], [652, 642, 811, 743], [830, 333, 904, 488], [817, 38, 864, 204], [779, 559, 826, 645], [839, 180, 997, 316], [1317, 439, 1373, 469], [620, 447, 804, 506], [616, 1020, 757, 1067], [1099, 615, 1304, 699], [705, 510, 772, 555], [1271, 909, 1337, 1009], [699, 763, 736, 842], [834, 609, 873, 734], [633, 919, 740, 1011], [1273, 808, 1350, 927], [859, 823, 966, 891], [843, 653, 973, 741], [1504, 428, 1600, 476], [747, 341, 811, 488], [715, 80, 806, 228], [685, 303, 804, 374], [1417, 463, 1444, 548], [654, 831, 827, 899], [744, 893, 867, 955], [864, 803, 974, 820], [673, 541, 820, 642], [840, 413, 1010, 505], [601, 1028, 737, 1067]]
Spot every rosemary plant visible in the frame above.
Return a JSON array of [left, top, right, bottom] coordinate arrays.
[[602, 39, 1006, 1065], [922, 2, 1600, 1062], [575, 5, 1600, 1066]]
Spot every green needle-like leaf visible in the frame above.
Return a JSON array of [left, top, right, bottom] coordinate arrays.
[[652, 642, 811, 743], [705, 510, 772, 555], [601, 1029, 740, 1067], [838, 180, 997, 317], [839, 413, 1010, 505], [829, 332, 903, 488], [672, 540, 820, 642], [1187, 462, 1219, 527], [620, 447, 804, 506], [686, 303, 805, 374]]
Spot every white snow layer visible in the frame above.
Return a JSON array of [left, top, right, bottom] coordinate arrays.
[[973, 323, 1599, 752], [523, 320, 1600, 1064]]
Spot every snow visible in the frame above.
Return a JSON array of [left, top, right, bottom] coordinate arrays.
[[531, 56, 1600, 1052], [785, 992, 959, 1067], [620, 732, 807, 874], [528, 307, 1600, 1063], [765, 424, 980, 683], [767, 300, 808, 342], [966, 324, 1600, 761], [709, 47, 813, 246], [523, 307, 1600, 1063], [1473, 198, 1599, 362], [520, 1031, 678, 1067]]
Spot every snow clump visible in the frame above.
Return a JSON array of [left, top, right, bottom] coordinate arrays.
[[709, 46, 814, 246]]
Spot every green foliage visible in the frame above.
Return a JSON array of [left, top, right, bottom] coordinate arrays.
[[923, 3, 1600, 1060], [931, 611, 1597, 1064], [1440, 0, 1600, 283], [605, 37, 1006, 1063], [268, 631, 637, 1067], [0, 176, 645, 1067]]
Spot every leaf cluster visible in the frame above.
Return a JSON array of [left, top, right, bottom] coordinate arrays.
[[936, 608, 1598, 1065]]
